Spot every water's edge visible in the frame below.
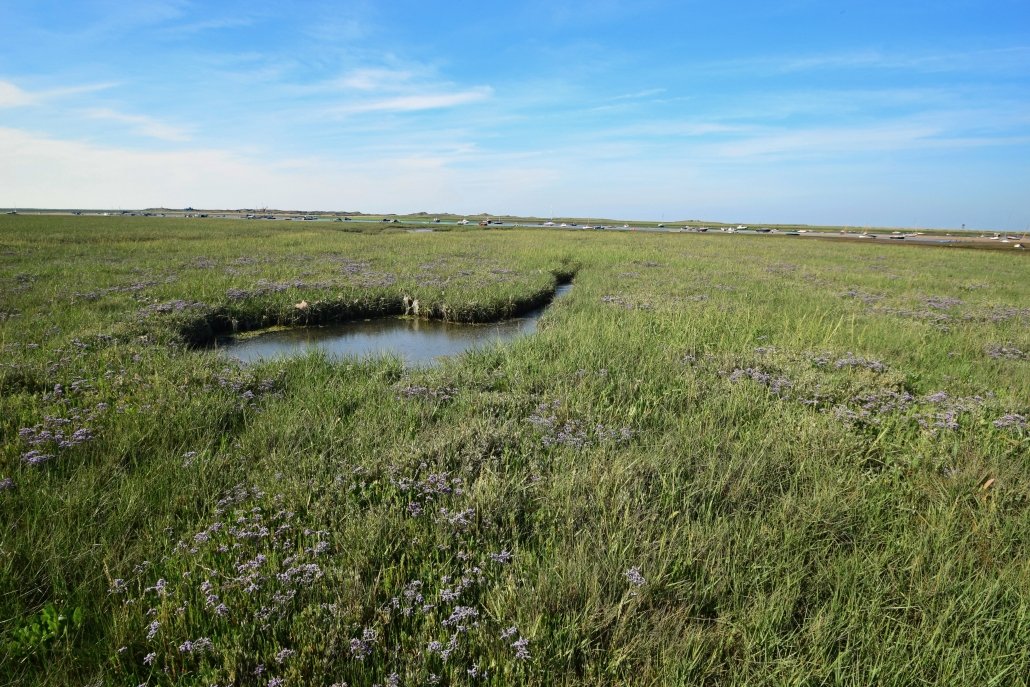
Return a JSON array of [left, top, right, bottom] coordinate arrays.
[[216, 280, 574, 364], [195, 274, 575, 351]]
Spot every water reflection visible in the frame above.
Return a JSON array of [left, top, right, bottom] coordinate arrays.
[[220, 283, 572, 365]]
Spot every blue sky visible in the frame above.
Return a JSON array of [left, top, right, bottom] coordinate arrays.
[[1, 1, 1028, 229]]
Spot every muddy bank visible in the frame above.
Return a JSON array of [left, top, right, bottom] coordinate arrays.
[[220, 282, 574, 364], [166, 271, 577, 348]]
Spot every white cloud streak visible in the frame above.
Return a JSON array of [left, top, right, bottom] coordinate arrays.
[[328, 87, 493, 115], [0, 80, 116, 108], [336, 68, 417, 91], [82, 108, 192, 142]]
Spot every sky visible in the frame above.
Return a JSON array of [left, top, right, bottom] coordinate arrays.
[[1, 1, 1029, 229]]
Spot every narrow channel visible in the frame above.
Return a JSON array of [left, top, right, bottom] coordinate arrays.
[[219, 282, 573, 365]]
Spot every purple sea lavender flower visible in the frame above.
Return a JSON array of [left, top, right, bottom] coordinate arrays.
[[833, 354, 888, 373], [442, 605, 478, 630], [349, 638, 370, 660], [439, 633, 459, 662], [0, 477, 14, 491], [924, 295, 963, 310], [500, 626, 518, 640], [625, 567, 646, 586], [993, 414, 1027, 430], [274, 648, 295, 663], [276, 563, 322, 586], [145, 620, 160, 640], [489, 550, 512, 564], [21, 450, 54, 465], [178, 637, 213, 654], [985, 344, 1027, 360], [146, 578, 168, 595], [512, 637, 531, 660]]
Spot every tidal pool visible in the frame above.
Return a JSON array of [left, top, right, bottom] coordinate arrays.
[[220, 283, 572, 365]]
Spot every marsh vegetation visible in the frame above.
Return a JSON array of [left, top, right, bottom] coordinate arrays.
[[1, 216, 1028, 685]]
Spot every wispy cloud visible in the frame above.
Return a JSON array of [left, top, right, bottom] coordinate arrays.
[[0, 80, 116, 108], [336, 68, 417, 91], [706, 119, 1030, 161], [0, 125, 555, 213], [159, 15, 259, 36], [609, 88, 666, 101], [0, 81, 35, 108], [82, 107, 191, 142], [328, 87, 493, 115], [708, 46, 1030, 77]]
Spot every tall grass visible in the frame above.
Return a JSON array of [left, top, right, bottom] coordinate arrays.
[[1, 216, 1027, 685]]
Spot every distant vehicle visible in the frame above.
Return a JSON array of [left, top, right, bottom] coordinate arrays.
[[5, 210, 17, 215], [657, 223, 665, 228], [784, 231, 800, 235], [696, 227, 708, 232], [755, 227, 771, 233], [737, 225, 748, 230], [479, 220, 489, 226], [543, 221, 555, 227], [457, 219, 469, 225], [433, 218, 441, 223]]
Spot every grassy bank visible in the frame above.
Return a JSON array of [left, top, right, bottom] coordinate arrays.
[[1, 216, 1028, 686]]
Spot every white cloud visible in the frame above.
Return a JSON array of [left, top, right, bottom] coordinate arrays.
[[83, 107, 192, 142], [159, 15, 259, 35], [609, 88, 666, 101], [329, 87, 493, 115], [0, 79, 117, 109], [704, 116, 1030, 161], [708, 46, 1030, 77], [0, 81, 36, 107], [0, 126, 553, 212], [336, 68, 417, 91]]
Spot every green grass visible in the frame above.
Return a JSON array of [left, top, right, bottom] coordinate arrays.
[[1, 215, 1028, 686]]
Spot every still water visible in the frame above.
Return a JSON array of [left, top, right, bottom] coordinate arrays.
[[221, 283, 572, 365]]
